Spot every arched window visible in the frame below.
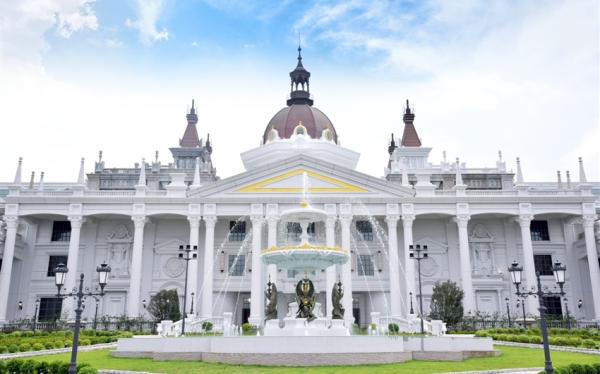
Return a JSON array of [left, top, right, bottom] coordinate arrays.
[[294, 123, 307, 135]]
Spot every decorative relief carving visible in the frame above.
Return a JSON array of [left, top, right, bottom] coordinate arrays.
[[106, 224, 133, 279], [469, 224, 496, 276], [420, 257, 439, 277], [164, 257, 185, 278]]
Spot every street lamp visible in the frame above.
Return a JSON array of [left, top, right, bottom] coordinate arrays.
[[505, 297, 512, 327], [508, 260, 566, 374], [409, 292, 414, 315], [178, 244, 197, 336], [92, 297, 100, 330], [54, 262, 111, 374], [409, 244, 428, 334]]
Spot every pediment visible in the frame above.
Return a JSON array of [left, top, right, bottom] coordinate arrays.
[[188, 155, 414, 199]]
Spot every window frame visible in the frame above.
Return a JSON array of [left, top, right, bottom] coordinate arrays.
[[530, 220, 550, 241], [229, 221, 246, 242], [357, 254, 375, 276], [228, 254, 245, 276], [533, 254, 554, 276], [38, 297, 63, 321], [51, 221, 72, 242], [47, 255, 68, 277], [355, 220, 374, 241]]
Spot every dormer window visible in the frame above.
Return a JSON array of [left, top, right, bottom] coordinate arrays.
[[294, 122, 307, 135]]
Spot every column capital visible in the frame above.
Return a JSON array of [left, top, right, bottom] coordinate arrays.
[[188, 215, 201, 227], [339, 215, 353, 226], [453, 214, 470, 227], [385, 215, 400, 225], [401, 214, 415, 225], [131, 215, 147, 228], [203, 215, 217, 227], [3, 215, 19, 229], [517, 214, 534, 227], [68, 215, 86, 229], [582, 214, 598, 228], [250, 215, 264, 225]]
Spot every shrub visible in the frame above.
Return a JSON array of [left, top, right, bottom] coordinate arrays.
[[19, 342, 31, 352], [78, 367, 98, 374], [0, 360, 6, 374], [21, 359, 36, 374], [388, 323, 400, 334], [6, 359, 24, 373], [202, 321, 214, 332], [7, 344, 19, 353], [64, 339, 73, 347], [517, 335, 530, 343], [48, 361, 64, 374], [80, 339, 91, 346], [241, 323, 255, 333], [529, 336, 542, 344], [0, 345, 7, 353], [32, 342, 45, 351], [35, 361, 50, 374], [581, 339, 597, 349]]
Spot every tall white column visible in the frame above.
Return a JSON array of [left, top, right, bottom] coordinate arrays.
[[248, 216, 264, 325], [325, 216, 337, 318], [187, 216, 200, 315], [401, 215, 416, 315], [63, 216, 85, 318], [127, 216, 146, 318], [266, 216, 278, 285], [454, 215, 475, 313], [386, 215, 402, 317], [0, 216, 19, 323], [340, 215, 353, 324], [200, 216, 216, 318], [517, 215, 539, 316], [583, 215, 600, 320]]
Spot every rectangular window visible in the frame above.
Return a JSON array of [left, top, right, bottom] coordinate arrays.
[[286, 222, 315, 242], [357, 255, 375, 276], [47, 255, 68, 277], [51, 221, 71, 242], [38, 297, 63, 321], [543, 296, 563, 317], [530, 220, 550, 241], [534, 254, 554, 276], [229, 221, 246, 242], [228, 255, 245, 276], [356, 220, 373, 241]]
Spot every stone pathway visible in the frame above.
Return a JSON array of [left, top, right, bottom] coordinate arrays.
[[0, 342, 116, 360]]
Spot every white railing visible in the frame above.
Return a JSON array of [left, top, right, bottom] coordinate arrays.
[[465, 190, 517, 196], [84, 190, 135, 196]]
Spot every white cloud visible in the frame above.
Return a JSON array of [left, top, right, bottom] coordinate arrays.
[[295, 0, 599, 181], [125, 0, 169, 45]]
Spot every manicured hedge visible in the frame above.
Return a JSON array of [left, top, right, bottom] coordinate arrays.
[[0, 358, 97, 373], [544, 363, 600, 374], [0, 330, 134, 354], [475, 328, 600, 349]]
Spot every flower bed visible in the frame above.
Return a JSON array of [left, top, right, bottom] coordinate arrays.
[[0, 330, 133, 354], [475, 328, 600, 349]]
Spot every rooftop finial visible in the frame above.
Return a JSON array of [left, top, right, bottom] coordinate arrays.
[[137, 158, 146, 187], [14, 157, 22, 184], [39, 171, 45, 191], [455, 157, 464, 186], [405, 99, 410, 114], [77, 157, 85, 185], [155, 150, 159, 163], [498, 150, 502, 161], [192, 157, 201, 188], [578, 157, 588, 183], [557, 171, 563, 190], [516, 157, 524, 184], [98, 150, 103, 162], [190, 99, 196, 115], [298, 35, 302, 62], [29, 171, 35, 189], [566, 170, 571, 189], [388, 133, 396, 155]]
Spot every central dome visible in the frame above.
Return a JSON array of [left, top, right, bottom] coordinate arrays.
[[262, 46, 338, 144], [263, 104, 338, 144]]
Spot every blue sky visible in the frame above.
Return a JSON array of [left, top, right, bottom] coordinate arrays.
[[0, 0, 598, 182]]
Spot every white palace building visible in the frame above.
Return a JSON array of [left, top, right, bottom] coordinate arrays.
[[1, 50, 599, 328]]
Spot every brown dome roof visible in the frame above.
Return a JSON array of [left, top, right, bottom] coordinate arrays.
[[263, 104, 338, 144]]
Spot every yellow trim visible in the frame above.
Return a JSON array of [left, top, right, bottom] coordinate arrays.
[[235, 169, 368, 193]]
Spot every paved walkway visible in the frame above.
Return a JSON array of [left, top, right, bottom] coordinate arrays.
[[494, 340, 600, 355]]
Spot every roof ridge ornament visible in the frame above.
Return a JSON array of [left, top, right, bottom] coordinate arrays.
[[14, 157, 22, 184]]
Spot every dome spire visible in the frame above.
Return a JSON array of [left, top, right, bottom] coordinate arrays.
[[287, 44, 313, 106]]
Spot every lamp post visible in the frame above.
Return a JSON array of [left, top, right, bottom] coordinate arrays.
[[409, 244, 428, 334], [190, 292, 195, 315], [54, 262, 111, 374], [32, 298, 40, 331], [92, 297, 100, 330], [409, 292, 414, 315], [516, 296, 527, 328], [509, 260, 566, 374], [505, 297, 512, 327], [178, 244, 197, 336], [563, 298, 571, 330], [17, 301, 23, 320]]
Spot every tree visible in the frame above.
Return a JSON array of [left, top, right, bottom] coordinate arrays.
[[147, 289, 181, 322], [429, 280, 464, 326]]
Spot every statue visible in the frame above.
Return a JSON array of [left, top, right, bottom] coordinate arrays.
[[264, 277, 278, 321], [295, 278, 316, 321], [331, 280, 345, 319]]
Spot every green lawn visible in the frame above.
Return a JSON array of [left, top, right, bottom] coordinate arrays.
[[29, 345, 598, 374]]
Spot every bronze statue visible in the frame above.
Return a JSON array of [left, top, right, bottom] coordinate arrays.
[[295, 278, 316, 321], [332, 280, 345, 319], [265, 278, 278, 321]]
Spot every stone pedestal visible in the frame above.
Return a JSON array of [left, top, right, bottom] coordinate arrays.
[[284, 317, 308, 336], [264, 319, 283, 336], [306, 318, 328, 336], [330, 319, 348, 336]]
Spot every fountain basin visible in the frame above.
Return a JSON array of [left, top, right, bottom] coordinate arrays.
[[279, 204, 328, 224], [261, 244, 349, 270]]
